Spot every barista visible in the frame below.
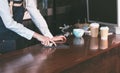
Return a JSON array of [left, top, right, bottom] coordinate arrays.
[[0, 0, 66, 46]]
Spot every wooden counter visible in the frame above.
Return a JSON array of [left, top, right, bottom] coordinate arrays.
[[0, 34, 120, 73]]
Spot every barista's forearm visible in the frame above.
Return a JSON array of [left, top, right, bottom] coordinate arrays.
[[33, 32, 43, 41]]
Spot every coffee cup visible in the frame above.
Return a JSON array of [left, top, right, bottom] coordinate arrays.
[[100, 26, 109, 40], [90, 23, 99, 37], [90, 37, 99, 50], [100, 39, 108, 50]]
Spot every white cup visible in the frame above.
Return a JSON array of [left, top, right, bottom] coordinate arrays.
[[100, 26, 109, 40], [90, 37, 98, 50], [73, 29, 84, 38], [90, 23, 100, 37], [100, 39, 108, 50]]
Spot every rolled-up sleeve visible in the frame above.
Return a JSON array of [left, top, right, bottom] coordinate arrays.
[[25, 0, 53, 38], [0, 0, 35, 40]]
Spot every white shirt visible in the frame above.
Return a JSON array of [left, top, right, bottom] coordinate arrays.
[[0, 0, 53, 40]]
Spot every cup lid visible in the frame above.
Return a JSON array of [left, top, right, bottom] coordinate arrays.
[[100, 26, 109, 30], [90, 23, 99, 27]]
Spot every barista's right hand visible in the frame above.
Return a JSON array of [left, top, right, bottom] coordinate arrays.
[[33, 32, 56, 46]]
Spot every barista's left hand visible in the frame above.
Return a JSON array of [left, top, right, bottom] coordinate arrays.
[[51, 35, 66, 42], [112, 35, 120, 44]]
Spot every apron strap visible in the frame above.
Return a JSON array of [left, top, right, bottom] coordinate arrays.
[[9, 0, 13, 16]]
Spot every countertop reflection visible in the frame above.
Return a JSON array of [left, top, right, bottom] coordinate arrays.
[[0, 45, 56, 73]]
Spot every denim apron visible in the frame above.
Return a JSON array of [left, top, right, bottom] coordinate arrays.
[[0, 0, 25, 39]]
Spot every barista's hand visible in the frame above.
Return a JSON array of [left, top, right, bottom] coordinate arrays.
[[51, 35, 66, 42], [112, 35, 120, 44], [40, 36, 56, 46], [33, 32, 56, 46]]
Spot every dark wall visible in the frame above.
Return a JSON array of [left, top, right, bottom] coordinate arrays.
[[68, 0, 87, 24]]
